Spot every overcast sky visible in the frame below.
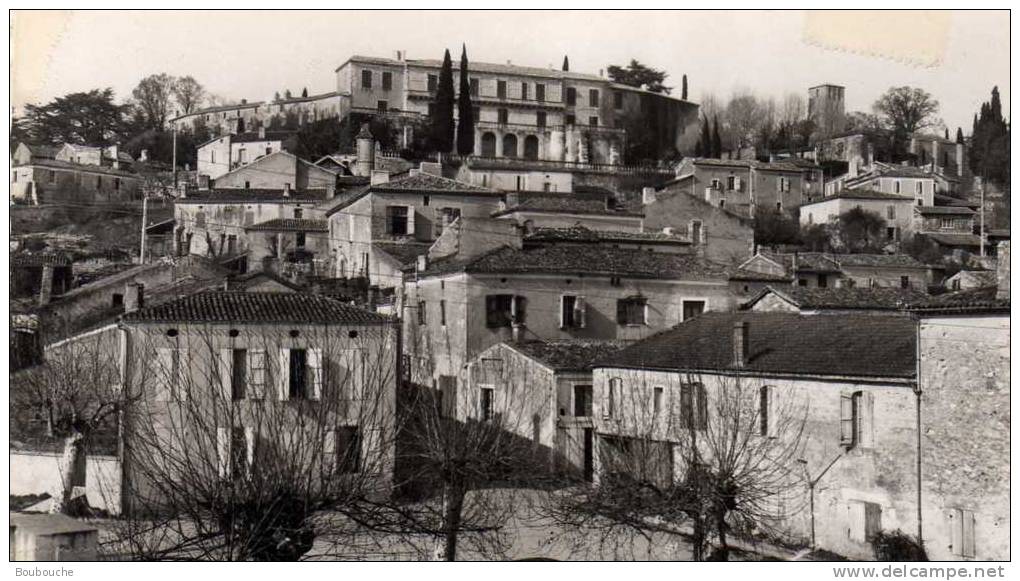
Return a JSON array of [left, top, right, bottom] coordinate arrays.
[[11, 10, 1010, 132]]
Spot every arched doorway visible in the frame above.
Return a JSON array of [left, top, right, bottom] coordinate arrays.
[[523, 135, 540, 160], [502, 134, 518, 158], [481, 132, 497, 157]]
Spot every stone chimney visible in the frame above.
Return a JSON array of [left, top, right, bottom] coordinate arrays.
[[38, 265, 54, 306], [371, 170, 390, 185], [395, 50, 405, 61], [996, 241, 1010, 300], [124, 282, 145, 313], [282, 183, 292, 197], [355, 124, 376, 177], [642, 187, 657, 205], [732, 321, 749, 368]]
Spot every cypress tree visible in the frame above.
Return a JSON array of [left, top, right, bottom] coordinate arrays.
[[944, 127, 949, 140], [698, 116, 711, 158], [430, 49, 456, 153], [956, 127, 964, 144], [681, 74, 688, 101], [711, 115, 722, 158], [456, 44, 475, 156], [562, 55, 570, 72], [302, 88, 308, 98]]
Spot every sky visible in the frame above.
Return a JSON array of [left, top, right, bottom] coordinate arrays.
[[10, 10, 1010, 132]]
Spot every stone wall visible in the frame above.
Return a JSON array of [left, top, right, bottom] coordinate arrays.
[[10, 451, 122, 515]]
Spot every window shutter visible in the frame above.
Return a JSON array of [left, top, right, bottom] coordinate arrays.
[[277, 348, 291, 401], [384, 206, 394, 235], [616, 300, 627, 324], [839, 392, 854, 446], [219, 348, 234, 402], [576, 296, 587, 328], [308, 348, 324, 400], [175, 348, 188, 402], [406, 205, 415, 235], [512, 295, 527, 324], [962, 510, 976, 558], [734, 177, 742, 191], [848, 501, 866, 542], [864, 502, 882, 540], [154, 348, 174, 402], [559, 296, 566, 329], [244, 427, 256, 470], [217, 427, 230, 478], [485, 295, 499, 328], [949, 509, 963, 556], [860, 391, 875, 448], [248, 349, 266, 399]]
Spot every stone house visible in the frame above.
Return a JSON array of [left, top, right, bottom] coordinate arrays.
[[799, 190, 916, 242], [209, 150, 339, 191], [464, 340, 625, 481], [907, 247, 1009, 561], [10, 513, 98, 561], [401, 236, 740, 403], [826, 162, 938, 202], [456, 157, 575, 192], [639, 182, 755, 265], [47, 291, 399, 515], [196, 130, 296, 180], [739, 251, 936, 290], [11, 158, 142, 205], [742, 285, 927, 315], [592, 311, 921, 559], [492, 190, 644, 232], [944, 269, 997, 291], [669, 158, 816, 216]]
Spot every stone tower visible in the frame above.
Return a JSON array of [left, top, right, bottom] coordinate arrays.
[[808, 84, 846, 142], [355, 124, 375, 177]]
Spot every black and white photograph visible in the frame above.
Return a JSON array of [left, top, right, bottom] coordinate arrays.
[[6, 7, 1012, 571]]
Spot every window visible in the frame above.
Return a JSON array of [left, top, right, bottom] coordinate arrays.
[[840, 391, 873, 449], [231, 349, 248, 401], [887, 227, 898, 241], [238, 148, 247, 163], [653, 387, 664, 415], [848, 500, 883, 543], [710, 178, 722, 189], [248, 349, 267, 398], [377, 100, 388, 112], [440, 300, 447, 326], [386, 205, 413, 235], [589, 89, 599, 106], [498, 109, 509, 124], [382, 71, 392, 91], [521, 83, 529, 100], [614, 91, 624, 110], [48, 171, 57, 185], [680, 382, 708, 430], [916, 181, 923, 195], [940, 217, 954, 229], [289, 349, 309, 399], [573, 385, 593, 417], [265, 147, 272, 155], [536, 111, 547, 127], [565, 114, 576, 126], [900, 276, 910, 289], [422, 195, 430, 207], [244, 181, 251, 190], [560, 295, 586, 328], [727, 176, 736, 190], [334, 426, 362, 473], [480, 387, 495, 421], [616, 296, 647, 326], [485, 294, 526, 327], [472, 105, 481, 121], [690, 220, 703, 244], [886, 205, 896, 220], [112, 293, 123, 307], [114, 178, 120, 191], [606, 378, 622, 417], [535, 83, 545, 102], [948, 508, 976, 558], [361, 69, 373, 89], [417, 300, 427, 325], [759, 385, 774, 437], [470, 78, 479, 96], [227, 427, 252, 479], [295, 232, 306, 248], [893, 180, 901, 194], [589, 116, 599, 127], [682, 300, 705, 322], [294, 208, 303, 219], [96, 176, 102, 189], [515, 176, 524, 190], [497, 80, 507, 99]]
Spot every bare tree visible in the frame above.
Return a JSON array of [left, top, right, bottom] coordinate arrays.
[[173, 76, 206, 115], [132, 73, 177, 131], [104, 323, 399, 561], [542, 372, 807, 561]]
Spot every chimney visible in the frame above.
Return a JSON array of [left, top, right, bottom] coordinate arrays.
[[355, 124, 375, 177], [124, 282, 145, 313], [732, 321, 749, 368], [996, 241, 1010, 300], [371, 170, 390, 185], [282, 183, 292, 197], [395, 50, 404, 61], [38, 265, 54, 306], [642, 186, 657, 205], [258, 126, 266, 139]]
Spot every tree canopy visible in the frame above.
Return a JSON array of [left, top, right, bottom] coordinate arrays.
[[456, 44, 475, 156], [22, 88, 130, 146], [970, 86, 1010, 187], [430, 49, 456, 154], [606, 59, 671, 94]]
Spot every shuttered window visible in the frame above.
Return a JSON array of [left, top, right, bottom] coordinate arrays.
[[485, 294, 525, 328], [680, 382, 707, 430], [948, 508, 976, 558], [560, 295, 586, 329], [616, 296, 647, 325]]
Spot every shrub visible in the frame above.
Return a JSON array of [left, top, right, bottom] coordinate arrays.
[[871, 530, 928, 561]]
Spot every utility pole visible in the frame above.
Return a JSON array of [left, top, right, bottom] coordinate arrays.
[[172, 121, 178, 187], [139, 195, 148, 264], [979, 176, 986, 258]]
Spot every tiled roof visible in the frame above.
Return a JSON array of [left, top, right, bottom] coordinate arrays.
[[494, 192, 642, 218], [11, 252, 72, 267], [744, 286, 928, 311], [949, 270, 998, 287], [872, 164, 934, 179], [934, 193, 979, 208], [177, 188, 330, 203], [22, 144, 58, 158], [15, 158, 139, 178], [230, 130, 296, 144], [830, 253, 930, 269], [908, 286, 1009, 314], [596, 311, 917, 380], [229, 270, 303, 291], [345, 54, 605, 83], [916, 206, 975, 216], [800, 189, 914, 206], [756, 252, 929, 273], [171, 101, 263, 121], [510, 340, 628, 372], [758, 252, 842, 273], [685, 157, 805, 172], [374, 242, 431, 266], [245, 218, 328, 232], [371, 172, 499, 195], [728, 269, 793, 282], [525, 226, 690, 245], [986, 229, 1011, 239], [320, 188, 371, 216], [421, 245, 734, 281], [921, 232, 983, 247], [122, 291, 390, 324]]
